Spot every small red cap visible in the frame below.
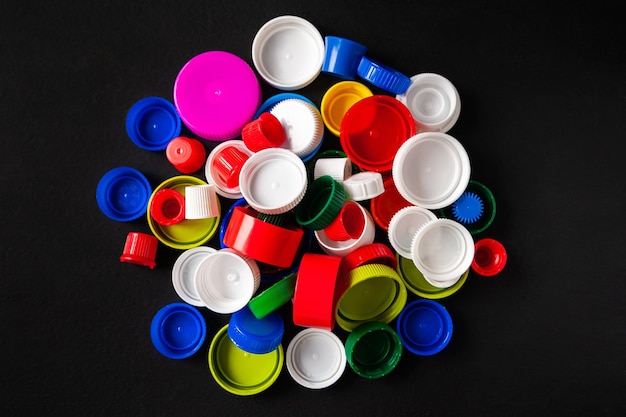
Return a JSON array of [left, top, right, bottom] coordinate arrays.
[[150, 188, 185, 226], [166, 136, 207, 174], [242, 112, 286, 152], [370, 176, 413, 231], [119, 232, 158, 269], [471, 238, 507, 277], [323, 201, 365, 241], [213, 145, 250, 188]]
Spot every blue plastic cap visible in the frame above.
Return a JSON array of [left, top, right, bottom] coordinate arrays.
[[357, 56, 411, 95], [451, 191, 484, 224], [126, 96, 181, 151], [395, 299, 453, 356], [150, 302, 207, 360], [322, 36, 368, 80], [96, 166, 152, 222], [228, 305, 284, 354]]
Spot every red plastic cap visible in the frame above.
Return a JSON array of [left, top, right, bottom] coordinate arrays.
[[340, 95, 415, 172], [119, 232, 158, 269], [150, 188, 185, 226], [213, 145, 250, 188], [323, 201, 365, 241], [370, 176, 413, 231], [166, 136, 207, 174], [242, 112, 286, 152], [471, 238, 507, 277]]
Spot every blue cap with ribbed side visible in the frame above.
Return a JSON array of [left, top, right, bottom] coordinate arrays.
[[228, 305, 285, 354], [357, 56, 411, 95]]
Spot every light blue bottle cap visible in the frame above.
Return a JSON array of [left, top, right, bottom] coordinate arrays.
[[396, 299, 453, 356], [150, 302, 207, 360], [357, 56, 411, 95], [322, 36, 368, 80], [126, 96, 181, 151], [228, 305, 284, 354], [96, 166, 152, 222]]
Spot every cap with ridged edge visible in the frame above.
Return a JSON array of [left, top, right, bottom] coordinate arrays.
[[356, 57, 411, 95], [149, 188, 185, 226], [171, 246, 217, 307], [227, 305, 284, 354], [335, 263, 407, 332], [395, 299, 453, 356], [295, 175, 346, 230], [270, 98, 324, 158], [387, 205, 438, 259], [342, 171, 384, 201], [119, 232, 158, 269], [344, 321, 402, 379], [242, 112, 286, 152], [174, 51, 261, 141], [184, 184, 220, 220], [205, 140, 254, 200], [341, 242, 397, 273], [396, 253, 469, 299], [248, 272, 297, 319], [166, 136, 207, 174]]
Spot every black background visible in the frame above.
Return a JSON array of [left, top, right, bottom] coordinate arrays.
[[2, 1, 625, 416]]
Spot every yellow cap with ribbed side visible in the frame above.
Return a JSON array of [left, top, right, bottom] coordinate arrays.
[[335, 263, 407, 332]]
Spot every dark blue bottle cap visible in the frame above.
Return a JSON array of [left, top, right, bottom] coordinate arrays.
[[357, 56, 411, 95], [395, 299, 453, 356], [126, 96, 181, 151], [150, 302, 207, 360], [322, 36, 368, 80], [228, 305, 284, 354], [96, 166, 152, 222]]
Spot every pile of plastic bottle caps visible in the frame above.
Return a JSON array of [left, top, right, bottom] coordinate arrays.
[[96, 15, 508, 395]]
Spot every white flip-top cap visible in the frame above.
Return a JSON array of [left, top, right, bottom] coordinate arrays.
[[392, 132, 470, 210], [397, 73, 461, 133], [387, 205, 437, 259], [270, 98, 324, 158], [252, 15, 325, 90], [286, 328, 346, 389], [193, 248, 261, 314], [410, 218, 474, 283], [239, 148, 308, 215], [171, 246, 217, 307]]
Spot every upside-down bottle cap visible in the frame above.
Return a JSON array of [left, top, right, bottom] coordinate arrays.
[[126, 96, 181, 151], [149, 188, 185, 226], [228, 305, 284, 354], [395, 299, 453, 356], [150, 302, 207, 359]]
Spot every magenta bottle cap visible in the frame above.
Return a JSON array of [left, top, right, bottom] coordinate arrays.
[[174, 51, 261, 141]]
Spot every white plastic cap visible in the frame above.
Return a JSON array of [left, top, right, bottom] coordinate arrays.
[[396, 73, 461, 133], [205, 140, 254, 200], [387, 205, 437, 259], [184, 184, 220, 219], [313, 157, 352, 182], [252, 15, 325, 90], [171, 246, 217, 307], [285, 328, 346, 389], [422, 272, 464, 289], [342, 171, 385, 201], [392, 132, 470, 210], [239, 148, 308, 215], [314, 202, 376, 257], [270, 98, 324, 158], [410, 218, 474, 283], [193, 248, 261, 314]]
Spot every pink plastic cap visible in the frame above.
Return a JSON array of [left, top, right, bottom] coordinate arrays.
[[173, 51, 261, 141]]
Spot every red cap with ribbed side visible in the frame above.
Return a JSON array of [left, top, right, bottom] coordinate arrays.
[[119, 232, 158, 269], [242, 112, 286, 152], [213, 145, 250, 189], [166, 136, 207, 174], [149, 188, 185, 226]]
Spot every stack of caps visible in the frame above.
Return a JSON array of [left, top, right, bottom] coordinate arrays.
[[95, 13, 508, 396]]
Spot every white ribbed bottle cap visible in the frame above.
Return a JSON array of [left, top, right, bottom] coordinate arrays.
[[193, 248, 261, 314], [286, 328, 346, 389], [270, 98, 324, 158], [239, 148, 308, 215], [396, 73, 461, 133], [205, 140, 254, 200], [422, 272, 463, 289], [392, 132, 470, 210], [252, 15, 325, 90], [314, 202, 375, 257], [387, 206, 437, 259], [410, 218, 474, 282], [313, 157, 352, 182], [171, 246, 217, 307], [342, 171, 385, 201], [184, 184, 220, 219]]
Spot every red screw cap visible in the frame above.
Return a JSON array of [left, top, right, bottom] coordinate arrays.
[[119, 232, 158, 269], [166, 136, 207, 174], [471, 238, 507, 277], [213, 145, 250, 189], [149, 188, 185, 226], [242, 112, 286, 152]]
